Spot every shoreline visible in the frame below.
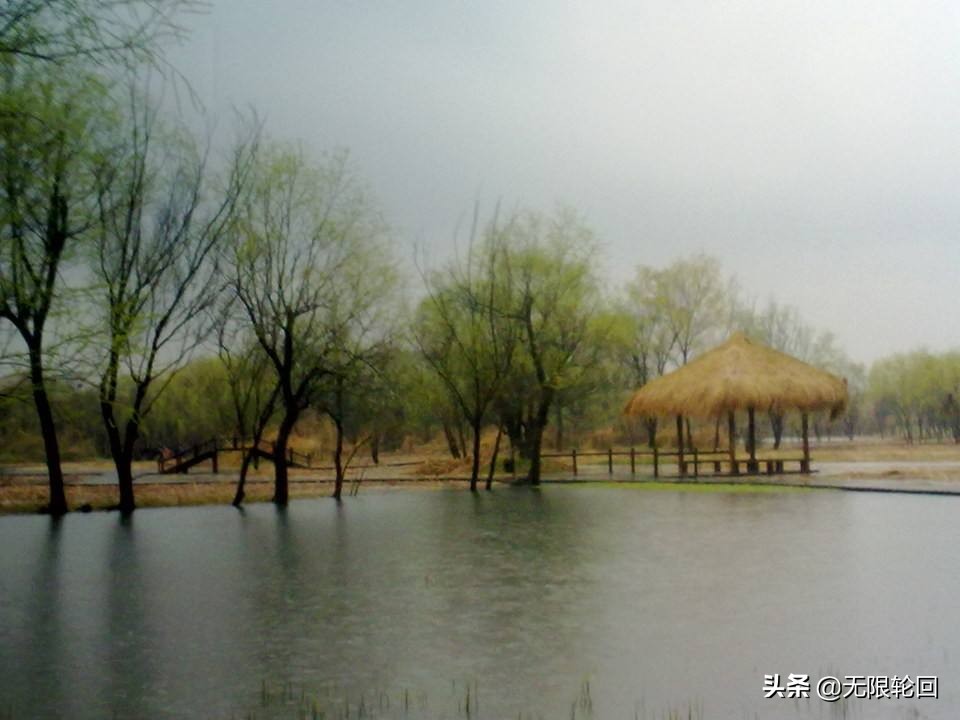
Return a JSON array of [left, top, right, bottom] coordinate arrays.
[[4, 460, 960, 514]]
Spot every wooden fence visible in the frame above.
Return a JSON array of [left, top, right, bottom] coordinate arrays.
[[540, 447, 811, 477]]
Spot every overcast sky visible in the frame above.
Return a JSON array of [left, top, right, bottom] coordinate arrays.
[[174, 0, 960, 365]]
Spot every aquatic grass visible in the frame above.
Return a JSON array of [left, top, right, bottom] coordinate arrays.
[[246, 678, 712, 720]]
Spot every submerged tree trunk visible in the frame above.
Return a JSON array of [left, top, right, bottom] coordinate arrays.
[[486, 425, 503, 491], [527, 423, 545, 485], [115, 448, 136, 514], [29, 345, 68, 515], [525, 391, 554, 486], [273, 411, 298, 506], [233, 386, 279, 508], [233, 450, 255, 507], [332, 417, 345, 501], [468, 420, 482, 492], [101, 369, 153, 514]]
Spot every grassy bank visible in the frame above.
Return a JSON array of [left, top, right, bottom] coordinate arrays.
[[0, 477, 470, 514], [4, 438, 960, 514]]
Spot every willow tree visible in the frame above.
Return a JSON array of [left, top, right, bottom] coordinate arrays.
[[734, 300, 814, 447], [90, 96, 258, 513], [0, 0, 199, 64], [0, 63, 110, 514], [619, 266, 681, 447], [214, 305, 279, 507], [495, 207, 603, 485], [414, 214, 517, 491], [314, 338, 399, 500], [230, 145, 391, 505], [310, 237, 398, 500]]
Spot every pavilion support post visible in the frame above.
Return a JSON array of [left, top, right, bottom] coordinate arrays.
[[727, 411, 738, 476], [801, 412, 811, 473], [747, 407, 758, 474], [676, 414, 685, 477]]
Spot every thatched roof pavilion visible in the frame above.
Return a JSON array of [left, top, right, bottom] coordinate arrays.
[[624, 332, 848, 474]]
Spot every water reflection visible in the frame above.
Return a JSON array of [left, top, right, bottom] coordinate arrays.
[[24, 518, 67, 715], [0, 487, 957, 719]]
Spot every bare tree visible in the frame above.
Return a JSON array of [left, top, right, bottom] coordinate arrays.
[[214, 300, 279, 506], [622, 266, 679, 447], [90, 93, 258, 513], [313, 256, 398, 500], [0, 64, 108, 514], [657, 254, 729, 365], [414, 212, 517, 491], [496, 207, 603, 486], [0, 0, 201, 64], [229, 145, 389, 506]]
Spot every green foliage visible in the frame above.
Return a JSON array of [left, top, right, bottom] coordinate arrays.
[[0, 378, 102, 461], [137, 356, 236, 449], [0, 0, 200, 64], [867, 350, 960, 442], [494, 207, 606, 474]]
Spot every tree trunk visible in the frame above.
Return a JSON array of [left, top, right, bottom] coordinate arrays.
[[676, 414, 685, 477], [101, 398, 127, 506], [468, 421, 482, 492], [801, 412, 810, 473], [234, 394, 277, 508], [486, 425, 502, 491], [370, 434, 380, 464], [332, 417, 345, 501], [29, 346, 67, 515], [713, 417, 721, 452], [233, 450, 254, 507], [456, 420, 467, 459], [645, 417, 657, 448], [273, 411, 297, 506], [747, 407, 757, 468], [442, 421, 461, 459], [527, 423, 545, 485], [769, 410, 784, 450], [727, 411, 737, 475], [555, 404, 564, 451], [115, 450, 136, 514], [525, 393, 553, 486]]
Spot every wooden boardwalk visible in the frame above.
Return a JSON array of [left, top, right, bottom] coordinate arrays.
[[157, 438, 318, 475], [541, 447, 812, 479]]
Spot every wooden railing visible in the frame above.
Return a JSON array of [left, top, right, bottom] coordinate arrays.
[[540, 446, 811, 477]]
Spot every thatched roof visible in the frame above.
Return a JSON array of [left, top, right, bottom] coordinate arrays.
[[624, 332, 848, 419]]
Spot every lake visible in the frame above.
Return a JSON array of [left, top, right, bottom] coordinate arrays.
[[0, 485, 957, 719]]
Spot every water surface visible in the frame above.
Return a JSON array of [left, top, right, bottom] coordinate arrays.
[[0, 486, 957, 719]]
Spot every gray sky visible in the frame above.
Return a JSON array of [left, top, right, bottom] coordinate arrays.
[[175, 0, 960, 364]]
